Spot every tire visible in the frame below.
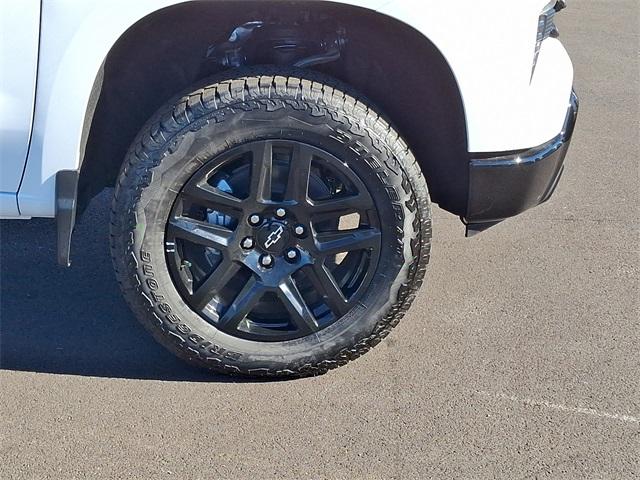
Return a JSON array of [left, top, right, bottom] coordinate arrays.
[[110, 69, 432, 377]]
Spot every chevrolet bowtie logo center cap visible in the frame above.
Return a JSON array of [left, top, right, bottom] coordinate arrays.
[[258, 222, 290, 253]]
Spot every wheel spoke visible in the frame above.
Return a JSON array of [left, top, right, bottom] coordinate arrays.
[[315, 228, 381, 256], [305, 263, 350, 316], [191, 258, 242, 310], [278, 277, 319, 334], [285, 143, 313, 202], [182, 181, 243, 214], [249, 141, 273, 201], [309, 193, 372, 220], [217, 276, 266, 330], [168, 217, 233, 249]]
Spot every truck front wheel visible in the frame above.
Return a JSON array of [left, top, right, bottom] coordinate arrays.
[[110, 70, 431, 377]]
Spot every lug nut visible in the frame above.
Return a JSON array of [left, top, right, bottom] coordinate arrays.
[[259, 254, 274, 268], [241, 237, 254, 249], [275, 208, 286, 219], [293, 224, 305, 237], [285, 248, 299, 262], [248, 214, 262, 226]]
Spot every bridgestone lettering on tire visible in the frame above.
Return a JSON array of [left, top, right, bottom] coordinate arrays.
[[110, 69, 432, 377]]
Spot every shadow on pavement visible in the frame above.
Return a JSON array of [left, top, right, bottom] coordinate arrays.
[[0, 189, 248, 382]]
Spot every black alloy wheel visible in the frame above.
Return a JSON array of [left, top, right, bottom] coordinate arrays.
[[166, 140, 381, 341]]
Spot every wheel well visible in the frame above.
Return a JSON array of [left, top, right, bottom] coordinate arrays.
[[78, 0, 469, 216]]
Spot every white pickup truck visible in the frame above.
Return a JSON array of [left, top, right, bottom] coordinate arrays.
[[1, 0, 578, 376]]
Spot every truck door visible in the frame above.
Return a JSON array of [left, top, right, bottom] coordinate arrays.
[[0, 0, 40, 212]]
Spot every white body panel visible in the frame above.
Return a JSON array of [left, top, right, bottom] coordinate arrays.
[[3, 0, 574, 218], [0, 0, 40, 216], [379, 1, 573, 151]]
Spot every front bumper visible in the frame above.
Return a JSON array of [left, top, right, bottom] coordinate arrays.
[[465, 90, 579, 234]]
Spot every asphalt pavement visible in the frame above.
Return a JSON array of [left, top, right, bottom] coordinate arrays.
[[1, 2, 638, 478]]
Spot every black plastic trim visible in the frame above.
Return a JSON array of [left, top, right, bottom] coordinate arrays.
[[464, 90, 578, 234], [55, 170, 79, 267]]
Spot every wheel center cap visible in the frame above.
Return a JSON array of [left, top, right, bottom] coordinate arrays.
[[257, 221, 290, 254]]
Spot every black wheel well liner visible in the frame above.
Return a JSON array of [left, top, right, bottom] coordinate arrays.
[[77, 0, 469, 216]]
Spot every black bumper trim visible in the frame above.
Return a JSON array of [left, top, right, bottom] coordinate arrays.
[[465, 90, 579, 231]]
